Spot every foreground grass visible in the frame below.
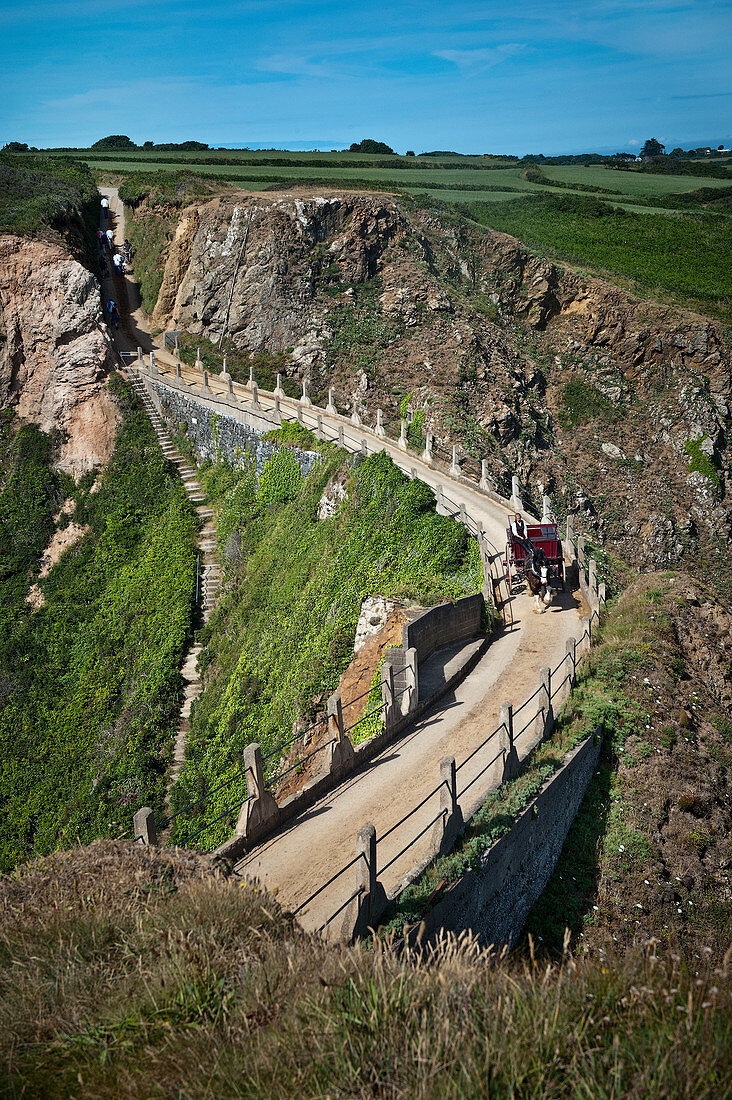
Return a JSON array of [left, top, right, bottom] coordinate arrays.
[[1, 839, 728, 1099]]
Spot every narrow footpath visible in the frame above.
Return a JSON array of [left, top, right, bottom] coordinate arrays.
[[99, 193, 220, 800]]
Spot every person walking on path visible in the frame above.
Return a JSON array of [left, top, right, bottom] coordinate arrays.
[[105, 228, 114, 250], [96, 228, 105, 247], [112, 252, 124, 275], [100, 196, 109, 218], [107, 300, 120, 329]]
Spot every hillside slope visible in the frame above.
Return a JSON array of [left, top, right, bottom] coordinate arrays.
[[131, 186, 730, 591]]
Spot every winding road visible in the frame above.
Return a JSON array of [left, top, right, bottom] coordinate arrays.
[[100, 186, 586, 936]]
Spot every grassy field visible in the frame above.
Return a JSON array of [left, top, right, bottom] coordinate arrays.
[[467, 193, 732, 319], [38, 148, 732, 212]]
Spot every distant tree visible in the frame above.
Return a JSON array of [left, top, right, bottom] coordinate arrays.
[[405, 150, 415, 156], [349, 138, 395, 154], [91, 135, 138, 150], [1, 141, 29, 153], [142, 141, 154, 150], [641, 138, 665, 159]]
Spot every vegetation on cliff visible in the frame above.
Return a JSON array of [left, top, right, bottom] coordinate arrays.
[[170, 443, 482, 847], [0, 153, 99, 261], [0, 375, 198, 872], [0, 839, 728, 1098], [467, 193, 732, 321]]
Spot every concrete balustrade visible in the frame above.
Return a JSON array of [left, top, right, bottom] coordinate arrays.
[[398, 420, 408, 451], [375, 409, 386, 438], [326, 388, 337, 416], [480, 459, 490, 492], [422, 432, 433, 465], [133, 806, 157, 846], [450, 445, 461, 477]]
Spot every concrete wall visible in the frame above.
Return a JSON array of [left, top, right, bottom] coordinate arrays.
[[151, 381, 320, 479], [404, 729, 602, 949], [403, 594, 483, 665]]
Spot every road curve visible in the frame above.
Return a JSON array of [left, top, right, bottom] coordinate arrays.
[[100, 185, 584, 934]]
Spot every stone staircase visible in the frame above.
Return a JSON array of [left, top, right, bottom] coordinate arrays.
[[129, 369, 222, 795]]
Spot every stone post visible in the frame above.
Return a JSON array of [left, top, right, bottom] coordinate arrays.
[[301, 379, 312, 406], [432, 756, 464, 856], [251, 382, 261, 410], [296, 402, 304, 424], [566, 512, 575, 547], [351, 406, 362, 427], [316, 413, 324, 441], [275, 373, 285, 398], [338, 424, 345, 447], [137, 345, 143, 363], [174, 332, 180, 356], [405, 647, 419, 714], [480, 459, 490, 492], [436, 484, 445, 513], [176, 363, 182, 379], [235, 743, 280, 844], [422, 432, 433, 465], [535, 667, 553, 741], [510, 475, 523, 513], [150, 350, 156, 373], [202, 370, 210, 391], [248, 364, 254, 390], [398, 420, 408, 451], [459, 502, 468, 526], [450, 445, 461, 477], [326, 388, 337, 416], [579, 616, 591, 657], [220, 356, 231, 382], [327, 692, 344, 741], [588, 557, 597, 596], [133, 806, 157, 846], [375, 408, 386, 438], [499, 703, 519, 781], [361, 439, 367, 457], [542, 494, 552, 522], [196, 347, 202, 369], [227, 376, 234, 395], [577, 535, 586, 571], [381, 661, 396, 731], [566, 636, 577, 692], [322, 691, 355, 780], [356, 824, 378, 898], [598, 581, 606, 604]]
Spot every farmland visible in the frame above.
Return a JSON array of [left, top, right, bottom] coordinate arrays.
[[29, 146, 732, 317]]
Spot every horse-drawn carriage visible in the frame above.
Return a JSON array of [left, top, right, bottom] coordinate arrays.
[[504, 521, 565, 595]]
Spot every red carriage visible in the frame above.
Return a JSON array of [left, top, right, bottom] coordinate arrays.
[[504, 521, 566, 594]]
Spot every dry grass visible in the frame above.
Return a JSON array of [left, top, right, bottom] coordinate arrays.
[[1, 841, 729, 1098]]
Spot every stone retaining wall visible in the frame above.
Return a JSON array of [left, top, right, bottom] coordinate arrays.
[[150, 380, 320, 479], [401, 728, 602, 950], [404, 594, 483, 665]]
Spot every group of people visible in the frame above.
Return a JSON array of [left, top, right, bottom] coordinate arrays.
[[98, 196, 135, 335]]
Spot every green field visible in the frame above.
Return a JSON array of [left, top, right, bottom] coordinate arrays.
[[38, 148, 732, 212]]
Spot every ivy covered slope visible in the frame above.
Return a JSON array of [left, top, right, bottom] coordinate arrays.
[[0, 375, 197, 872], [171, 436, 482, 845]]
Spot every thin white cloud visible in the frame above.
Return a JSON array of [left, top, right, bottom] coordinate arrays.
[[434, 43, 526, 70]]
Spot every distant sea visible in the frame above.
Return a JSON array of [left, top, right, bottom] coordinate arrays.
[[213, 141, 350, 151]]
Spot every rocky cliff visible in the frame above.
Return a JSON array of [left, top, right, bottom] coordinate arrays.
[[143, 188, 731, 584], [0, 235, 119, 475]]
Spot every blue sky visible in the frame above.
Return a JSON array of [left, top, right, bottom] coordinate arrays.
[[1, 0, 731, 153]]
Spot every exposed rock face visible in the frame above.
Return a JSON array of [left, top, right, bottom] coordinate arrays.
[[143, 189, 731, 580], [0, 235, 119, 475], [161, 194, 405, 352]]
